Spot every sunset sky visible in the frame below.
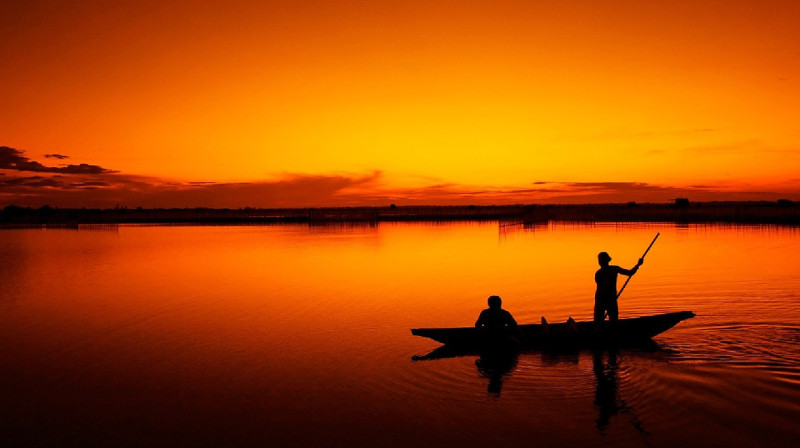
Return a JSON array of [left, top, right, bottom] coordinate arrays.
[[2, 0, 799, 208]]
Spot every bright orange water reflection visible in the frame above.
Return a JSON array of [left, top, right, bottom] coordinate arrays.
[[1, 223, 799, 446]]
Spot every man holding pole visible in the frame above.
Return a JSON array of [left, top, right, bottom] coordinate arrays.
[[593, 252, 644, 323], [594, 233, 660, 323]]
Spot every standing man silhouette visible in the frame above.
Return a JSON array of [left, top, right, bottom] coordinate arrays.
[[594, 252, 643, 323]]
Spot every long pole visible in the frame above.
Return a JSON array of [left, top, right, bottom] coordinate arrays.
[[616, 232, 660, 300]]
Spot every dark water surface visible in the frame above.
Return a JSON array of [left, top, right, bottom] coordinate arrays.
[[2, 223, 799, 447]]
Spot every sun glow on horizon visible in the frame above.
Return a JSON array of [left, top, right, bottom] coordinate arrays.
[[2, 0, 800, 207]]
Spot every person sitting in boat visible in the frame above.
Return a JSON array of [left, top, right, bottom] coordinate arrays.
[[475, 295, 518, 330], [594, 252, 643, 323]]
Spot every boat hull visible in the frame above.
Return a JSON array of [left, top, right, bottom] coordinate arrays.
[[411, 311, 695, 349]]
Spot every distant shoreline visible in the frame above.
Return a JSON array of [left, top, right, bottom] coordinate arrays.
[[2, 200, 799, 227]]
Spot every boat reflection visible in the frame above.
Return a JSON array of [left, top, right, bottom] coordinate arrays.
[[412, 345, 519, 394], [413, 342, 668, 435]]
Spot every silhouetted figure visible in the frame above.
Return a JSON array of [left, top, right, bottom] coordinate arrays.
[[475, 295, 518, 331], [594, 252, 643, 323], [473, 296, 521, 394], [592, 349, 650, 437], [593, 349, 621, 432], [475, 350, 518, 395]]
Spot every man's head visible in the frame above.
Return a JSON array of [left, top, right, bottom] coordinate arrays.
[[598, 251, 611, 266], [487, 295, 502, 309]]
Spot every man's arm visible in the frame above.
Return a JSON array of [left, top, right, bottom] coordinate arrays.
[[505, 310, 518, 328], [475, 310, 486, 328], [616, 258, 644, 276]]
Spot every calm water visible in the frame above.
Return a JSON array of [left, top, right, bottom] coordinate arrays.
[[2, 222, 799, 447]]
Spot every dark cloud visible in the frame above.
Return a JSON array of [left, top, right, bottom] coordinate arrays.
[[0, 170, 384, 208], [565, 182, 640, 189], [367, 180, 800, 206], [45, 153, 69, 159], [529, 181, 723, 203], [0, 175, 111, 189], [73, 180, 112, 189], [1, 144, 798, 207], [3, 172, 798, 207], [0, 146, 115, 174]]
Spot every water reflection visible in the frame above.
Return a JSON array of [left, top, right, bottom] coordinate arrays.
[[593, 349, 620, 432], [411, 345, 479, 361], [414, 345, 665, 436], [412, 345, 520, 394], [592, 349, 650, 437], [539, 347, 657, 438], [475, 349, 519, 394], [412, 345, 515, 394], [4, 223, 800, 446]]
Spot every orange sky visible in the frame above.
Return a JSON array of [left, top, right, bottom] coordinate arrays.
[[2, 0, 799, 207]]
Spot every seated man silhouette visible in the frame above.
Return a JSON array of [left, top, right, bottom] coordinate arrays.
[[475, 295, 518, 330], [594, 252, 643, 323]]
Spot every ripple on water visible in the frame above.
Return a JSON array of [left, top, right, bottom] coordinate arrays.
[[675, 323, 800, 369]]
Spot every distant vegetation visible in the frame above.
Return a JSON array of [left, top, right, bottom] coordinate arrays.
[[1, 200, 798, 228]]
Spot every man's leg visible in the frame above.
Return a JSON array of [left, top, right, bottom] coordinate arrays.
[[593, 301, 605, 323], [607, 300, 619, 323]]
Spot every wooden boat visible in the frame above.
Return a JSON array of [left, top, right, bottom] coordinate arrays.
[[411, 311, 695, 350]]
